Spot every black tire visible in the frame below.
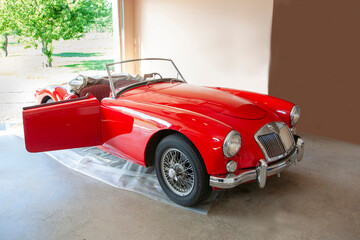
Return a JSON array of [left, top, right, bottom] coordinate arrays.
[[43, 97, 54, 104], [155, 134, 210, 207], [200, 185, 213, 202]]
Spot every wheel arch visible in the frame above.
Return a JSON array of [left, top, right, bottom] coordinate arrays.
[[105, 99, 231, 175], [36, 86, 69, 104], [41, 95, 53, 104], [144, 129, 205, 171]]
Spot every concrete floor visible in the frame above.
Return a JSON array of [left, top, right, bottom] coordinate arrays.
[[0, 134, 359, 240]]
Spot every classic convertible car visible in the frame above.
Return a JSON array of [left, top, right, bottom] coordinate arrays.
[[23, 58, 304, 206]]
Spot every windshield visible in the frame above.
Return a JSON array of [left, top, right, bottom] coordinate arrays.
[[106, 58, 186, 97]]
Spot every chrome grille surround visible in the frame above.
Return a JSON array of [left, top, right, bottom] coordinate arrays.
[[255, 122, 295, 163]]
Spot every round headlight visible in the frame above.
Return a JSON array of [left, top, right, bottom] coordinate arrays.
[[223, 130, 242, 157], [290, 105, 300, 125]]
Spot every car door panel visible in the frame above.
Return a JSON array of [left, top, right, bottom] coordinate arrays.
[[23, 94, 102, 152]]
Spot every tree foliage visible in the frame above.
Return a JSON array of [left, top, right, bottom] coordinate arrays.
[[0, 0, 20, 56], [89, 1, 113, 33], [1, 0, 112, 66]]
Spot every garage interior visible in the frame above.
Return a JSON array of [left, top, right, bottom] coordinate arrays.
[[1, 0, 360, 239]]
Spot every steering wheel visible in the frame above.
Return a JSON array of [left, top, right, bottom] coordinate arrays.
[[144, 72, 163, 80]]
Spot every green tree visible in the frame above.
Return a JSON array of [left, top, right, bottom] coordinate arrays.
[[0, 0, 19, 56], [13, 0, 111, 67], [90, 2, 112, 33]]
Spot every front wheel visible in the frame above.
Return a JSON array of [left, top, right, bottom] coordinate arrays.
[[155, 134, 210, 207]]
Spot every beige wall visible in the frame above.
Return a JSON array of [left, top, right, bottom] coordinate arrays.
[[118, 0, 360, 144], [130, 0, 273, 93], [269, 0, 360, 145]]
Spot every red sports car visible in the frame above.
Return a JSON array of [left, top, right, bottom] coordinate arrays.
[[23, 58, 304, 206]]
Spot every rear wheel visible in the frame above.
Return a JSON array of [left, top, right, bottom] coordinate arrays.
[[46, 98, 54, 103], [155, 134, 210, 207], [41, 97, 54, 104]]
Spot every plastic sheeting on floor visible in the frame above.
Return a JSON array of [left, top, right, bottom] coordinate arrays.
[[2, 123, 222, 214]]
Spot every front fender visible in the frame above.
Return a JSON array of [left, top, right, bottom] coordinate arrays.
[[101, 98, 233, 175]]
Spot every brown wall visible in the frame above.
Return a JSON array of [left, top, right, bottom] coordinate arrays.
[[269, 0, 360, 145]]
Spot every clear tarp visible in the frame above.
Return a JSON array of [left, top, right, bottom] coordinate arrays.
[[3, 123, 222, 214]]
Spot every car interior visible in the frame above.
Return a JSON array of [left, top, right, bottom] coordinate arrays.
[[68, 73, 144, 102]]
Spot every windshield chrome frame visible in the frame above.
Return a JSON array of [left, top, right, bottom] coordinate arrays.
[[105, 58, 186, 99]]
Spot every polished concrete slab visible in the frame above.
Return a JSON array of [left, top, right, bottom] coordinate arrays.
[[0, 134, 359, 240]]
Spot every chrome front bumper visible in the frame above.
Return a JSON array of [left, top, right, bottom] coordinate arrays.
[[209, 136, 305, 189]]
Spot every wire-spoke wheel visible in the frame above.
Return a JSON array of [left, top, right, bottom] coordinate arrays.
[[155, 134, 210, 207], [160, 148, 194, 196]]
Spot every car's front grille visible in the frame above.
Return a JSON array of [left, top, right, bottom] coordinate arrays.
[[255, 122, 295, 162], [258, 133, 285, 158]]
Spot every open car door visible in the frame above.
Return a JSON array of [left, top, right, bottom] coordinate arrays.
[[23, 94, 102, 153]]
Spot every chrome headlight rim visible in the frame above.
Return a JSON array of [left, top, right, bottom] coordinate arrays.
[[223, 130, 242, 158], [290, 105, 300, 125]]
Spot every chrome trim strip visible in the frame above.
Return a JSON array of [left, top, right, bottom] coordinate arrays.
[[106, 64, 117, 99], [209, 137, 304, 189]]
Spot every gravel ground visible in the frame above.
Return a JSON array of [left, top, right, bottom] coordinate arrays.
[[0, 34, 114, 123]]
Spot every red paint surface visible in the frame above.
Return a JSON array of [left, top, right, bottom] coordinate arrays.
[[35, 85, 74, 104], [210, 87, 295, 127], [23, 95, 101, 152], [24, 82, 296, 176]]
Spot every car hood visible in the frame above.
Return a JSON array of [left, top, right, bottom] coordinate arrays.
[[143, 83, 267, 120]]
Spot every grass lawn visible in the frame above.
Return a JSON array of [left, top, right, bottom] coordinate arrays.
[[53, 52, 103, 58], [60, 59, 114, 71]]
